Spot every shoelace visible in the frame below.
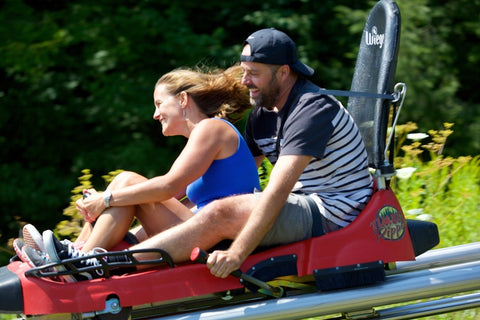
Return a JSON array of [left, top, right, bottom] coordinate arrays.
[[66, 242, 107, 268], [39, 250, 50, 263]]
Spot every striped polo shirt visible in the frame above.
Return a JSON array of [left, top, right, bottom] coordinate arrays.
[[245, 78, 373, 228]]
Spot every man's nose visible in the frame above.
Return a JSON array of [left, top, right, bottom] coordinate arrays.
[[241, 74, 251, 85]]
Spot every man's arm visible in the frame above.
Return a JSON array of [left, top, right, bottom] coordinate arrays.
[[207, 154, 312, 278]]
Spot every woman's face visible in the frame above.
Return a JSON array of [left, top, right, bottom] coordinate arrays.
[[153, 84, 183, 136]]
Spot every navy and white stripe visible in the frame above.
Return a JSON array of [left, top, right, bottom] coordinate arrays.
[[292, 106, 372, 227]]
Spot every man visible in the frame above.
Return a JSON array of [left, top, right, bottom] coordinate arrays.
[[205, 28, 373, 277], [28, 28, 373, 281]]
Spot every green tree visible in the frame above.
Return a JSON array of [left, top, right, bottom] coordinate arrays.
[[395, 0, 480, 156], [0, 0, 371, 260]]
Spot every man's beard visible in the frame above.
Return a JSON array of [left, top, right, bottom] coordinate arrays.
[[249, 76, 281, 110]]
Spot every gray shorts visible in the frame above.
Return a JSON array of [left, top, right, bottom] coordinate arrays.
[[258, 193, 314, 247]]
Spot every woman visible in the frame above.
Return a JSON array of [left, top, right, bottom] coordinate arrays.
[[21, 65, 260, 280]]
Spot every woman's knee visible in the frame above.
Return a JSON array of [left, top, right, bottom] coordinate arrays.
[[109, 171, 147, 189]]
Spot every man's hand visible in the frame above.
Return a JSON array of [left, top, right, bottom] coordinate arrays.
[[206, 155, 313, 279], [206, 249, 244, 278]]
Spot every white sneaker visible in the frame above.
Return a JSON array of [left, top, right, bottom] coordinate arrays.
[[13, 238, 28, 262], [23, 224, 46, 252]]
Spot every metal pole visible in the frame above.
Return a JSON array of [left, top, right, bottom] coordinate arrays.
[[151, 261, 480, 320], [388, 242, 480, 275]]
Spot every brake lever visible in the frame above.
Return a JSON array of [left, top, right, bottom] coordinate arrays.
[[190, 247, 283, 298]]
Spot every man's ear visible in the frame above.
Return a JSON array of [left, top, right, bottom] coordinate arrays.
[[279, 65, 291, 80]]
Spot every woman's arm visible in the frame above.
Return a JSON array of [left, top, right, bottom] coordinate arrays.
[[80, 119, 238, 217]]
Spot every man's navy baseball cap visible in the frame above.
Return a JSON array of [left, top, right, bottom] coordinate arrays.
[[240, 28, 314, 77]]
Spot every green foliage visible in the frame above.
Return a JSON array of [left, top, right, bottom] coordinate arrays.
[[55, 169, 123, 239], [335, 0, 480, 157], [258, 158, 273, 191], [394, 0, 480, 156], [392, 123, 480, 248]]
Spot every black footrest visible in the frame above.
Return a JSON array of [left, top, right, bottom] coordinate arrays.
[[314, 260, 385, 291], [24, 248, 174, 279], [407, 219, 440, 256]]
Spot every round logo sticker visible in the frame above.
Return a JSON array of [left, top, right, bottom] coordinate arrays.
[[371, 205, 406, 241]]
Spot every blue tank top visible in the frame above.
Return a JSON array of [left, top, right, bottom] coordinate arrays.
[[186, 118, 260, 211]]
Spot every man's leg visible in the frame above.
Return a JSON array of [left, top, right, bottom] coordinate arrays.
[[130, 193, 257, 264]]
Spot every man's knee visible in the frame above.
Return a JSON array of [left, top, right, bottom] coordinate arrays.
[[200, 199, 230, 222], [201, 194, 254, 224]]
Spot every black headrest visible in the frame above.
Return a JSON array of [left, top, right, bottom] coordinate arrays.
[[347, 0, 401, 170]]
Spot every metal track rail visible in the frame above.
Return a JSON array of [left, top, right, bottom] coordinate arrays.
[[388, 242, 480, 275], [143, 242, 480, 320], [374, 292, 480, 320]]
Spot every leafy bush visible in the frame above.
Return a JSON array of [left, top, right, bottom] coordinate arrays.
[[392, 122, 480, 248], [389, 122, 480, 320], [54, 169, 123, 239]]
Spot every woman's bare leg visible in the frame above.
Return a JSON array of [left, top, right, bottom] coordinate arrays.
[[79, 171, 193, 252], [136, 198, 193, 238], [129, 225, 148, 243], [82, 208, 135, 252], [74, 222, 93, 246]]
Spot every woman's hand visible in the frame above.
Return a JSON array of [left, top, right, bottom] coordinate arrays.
[[75, 189, 107, 223]]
